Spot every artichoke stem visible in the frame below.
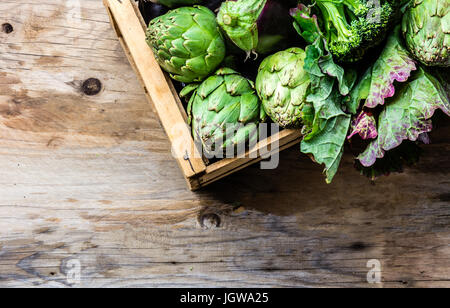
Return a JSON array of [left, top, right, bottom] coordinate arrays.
[[252, 50, 259, 60], [244, 50, 259, 62], [222, 14, 233, 25]]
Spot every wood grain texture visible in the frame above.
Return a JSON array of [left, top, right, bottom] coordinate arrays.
[[105, 0, 206, 180], [0, 0, 449, 288]]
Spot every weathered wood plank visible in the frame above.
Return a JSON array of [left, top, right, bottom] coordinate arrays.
[[0, 0, 449, 288], [104, 0, 206, 180]]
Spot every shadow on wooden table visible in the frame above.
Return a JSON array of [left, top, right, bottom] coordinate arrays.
[[198, 130, 449, 218]]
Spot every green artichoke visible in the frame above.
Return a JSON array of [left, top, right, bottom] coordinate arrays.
[[217, 0, 292, 58], [217, 0, 266, 55], [402, 0, 450, 67], [181, 68, 266, 156], [146, 6, 226, 83], [150, 0, 203, 8], [255, 48, 310, 128]]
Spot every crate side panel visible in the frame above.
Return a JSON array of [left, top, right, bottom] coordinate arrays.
[[104, 0, 206, 178]]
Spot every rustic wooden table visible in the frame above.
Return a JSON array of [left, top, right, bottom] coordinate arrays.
[[0, 0, 449, 288]]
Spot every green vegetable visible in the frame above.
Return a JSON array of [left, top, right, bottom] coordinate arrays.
[[150, 0, 203, 8], [217, 0, 293, 58], [349, 26, 449, 175], [347, 26, 417, 113], [358, 67, 450, 167], [181, 68, 266, 156], [291, 4, 357, 98], [217, 0, 265, 56], [301, 91, 352, 183], [292, 0, 396, 62], [146, 6, 226, 83], [291, 4, 357, 183], [255, 48, 310, 128], [348, 111, 378, 140], [300, 36, 354, 184], [402, 0, 450, 67]]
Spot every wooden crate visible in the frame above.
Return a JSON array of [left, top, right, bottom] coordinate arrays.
[[103, 0, 303, 190]]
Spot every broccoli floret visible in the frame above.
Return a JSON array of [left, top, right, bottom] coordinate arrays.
[[342, 0, 371, 17], [314, 0, 395, 62]]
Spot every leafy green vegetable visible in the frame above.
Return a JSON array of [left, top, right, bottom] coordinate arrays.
[[292, 0, 396, 63], [301, 91, 351, 183], [348, 111, 378, 140], [347, 26, 417, 112], [292, 4, 355, 183], [292, 5, 357, 98], [358, 67, 450, 167], [290, 3, 322, 44]]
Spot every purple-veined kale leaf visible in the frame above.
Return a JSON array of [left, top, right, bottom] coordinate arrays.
[[348, 111, 378, 140], [358, 67, 450, 167], [346, 26, 417, 114]]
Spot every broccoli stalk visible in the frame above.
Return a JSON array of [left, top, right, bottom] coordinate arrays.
[[315, 1, 361, 61], [313, 0, 394, 62]]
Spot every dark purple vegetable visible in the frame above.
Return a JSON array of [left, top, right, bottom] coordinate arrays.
[[137, 0, 169, 25], [203, 0, 225, 11], [138, 0, 224, 25]]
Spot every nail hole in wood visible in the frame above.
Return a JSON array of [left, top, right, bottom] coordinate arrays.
[[2, 23, 13, 34], [199, 213, 221, 229], [82, 78, 102, 96]]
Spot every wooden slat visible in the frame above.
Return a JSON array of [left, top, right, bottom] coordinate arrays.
[[129, 0, 190, 122], [104, 0, 206, 178], [206, 129, 302, 174], [190, 129, 303, 190], [105, 5, 156, 115], [190, 136, 302, 190]]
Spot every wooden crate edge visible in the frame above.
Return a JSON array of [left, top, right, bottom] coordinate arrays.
[[188, 129, 303, 190], [104, 0, 304, 191], [103, 0, 207, 179]]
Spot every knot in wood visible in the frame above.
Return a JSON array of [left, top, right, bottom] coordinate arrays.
[[2, 23, 13, 34], [82, 78, 102, 96]]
